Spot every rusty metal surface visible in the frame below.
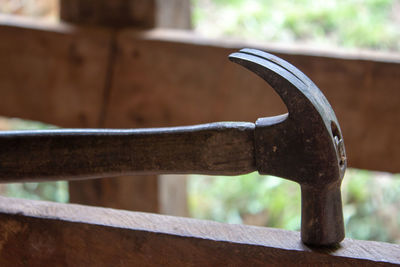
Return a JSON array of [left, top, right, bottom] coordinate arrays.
[[229, 49, 346, 246], [0, 48, 346, 246]]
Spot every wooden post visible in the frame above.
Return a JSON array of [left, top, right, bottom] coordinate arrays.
[[159, 175, 188, 217], [60, 0, 191, 29], [60, 0, 191, 214]]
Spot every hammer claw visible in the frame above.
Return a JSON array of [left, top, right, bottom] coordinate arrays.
[[239, 48, 313, 86]]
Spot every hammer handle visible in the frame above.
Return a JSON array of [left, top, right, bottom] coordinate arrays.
[[0, 122, 256, 183]]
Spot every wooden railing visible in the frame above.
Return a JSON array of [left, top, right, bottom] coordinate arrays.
[[0, 196, 399, 266], [0, 0, 400, 265]]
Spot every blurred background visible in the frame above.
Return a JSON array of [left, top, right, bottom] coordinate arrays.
[[0, 0, 399, 244], [1, 0, 399, 50]]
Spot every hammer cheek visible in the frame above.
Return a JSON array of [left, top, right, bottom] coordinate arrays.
[[255, 116, 340, 186]]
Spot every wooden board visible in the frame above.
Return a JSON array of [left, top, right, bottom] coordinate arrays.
[[105, 29, 400, 173], [0, 196, 399, 266], [0, 15, 112, 128]]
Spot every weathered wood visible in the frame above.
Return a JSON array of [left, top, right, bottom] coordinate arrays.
[[60, 0, 191, 29], [0, 123, 255, 182], [60, 0, 157, 28], [0, 196, 399, 266], [0, 15, 111, 128], [105, 29, 400, 173], [59, 1, 191, 213], [0, 16, 156, 212]]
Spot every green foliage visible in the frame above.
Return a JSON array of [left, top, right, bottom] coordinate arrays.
[[342, 170, 400, 243], [191, 0, 400, 51], [4, 181, 69, 203], [189, 173, 301, 230], [3, 117, 58, 130], [188, 169, 400, 244]]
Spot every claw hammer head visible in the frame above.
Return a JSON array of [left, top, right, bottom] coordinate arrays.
[[229, 49, 347, 246]]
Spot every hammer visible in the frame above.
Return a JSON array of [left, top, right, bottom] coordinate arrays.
[[0, 48, 346, 246]]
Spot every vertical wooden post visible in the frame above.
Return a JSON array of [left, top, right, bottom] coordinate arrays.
[[60, 0, 191, 29], [60, 0, 157, 27], [156, 0, 192, 29], [159, 175, 188, 217], [60, 0, 191, 214]]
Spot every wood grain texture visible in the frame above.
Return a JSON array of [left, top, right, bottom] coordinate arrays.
[[0, 16, 112, 128], [0, 123, 255, 182], [0, 196, 399, 266], [105, 29, 400, 173], [60, 0, 156, 28], [60, 0, 191, 29], [0, 16, 157, 212]]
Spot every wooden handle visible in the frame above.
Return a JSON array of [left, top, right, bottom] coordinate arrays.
[[0, 122, 255, 183], [300, 183, 344, 246]]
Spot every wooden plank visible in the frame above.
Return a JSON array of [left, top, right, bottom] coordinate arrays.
[[0, 15, 112, 128], [105, 29, 400, 173], [0, 196, 399, 266]]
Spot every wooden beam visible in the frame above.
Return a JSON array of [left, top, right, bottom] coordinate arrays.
[[59, 1, 191, 214], [60, 0, 191, 29], [0, 16, 157, 213], [60, 0, 157, 28], [105, 29, 400, 173], [0, 196, 399, 266], [0, 15, 111, 128]]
